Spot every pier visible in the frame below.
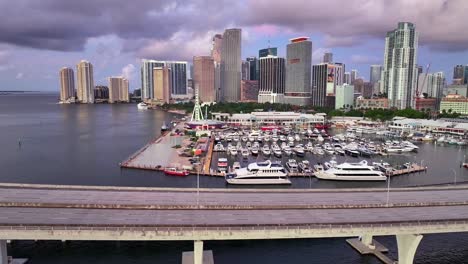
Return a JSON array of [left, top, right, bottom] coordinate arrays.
[[387, 163, 427, 177]]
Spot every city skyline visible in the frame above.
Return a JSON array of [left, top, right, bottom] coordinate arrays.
[[0, 0, 467, 92]]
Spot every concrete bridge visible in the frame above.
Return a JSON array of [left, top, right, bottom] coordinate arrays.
[[0, 183, 467, 264]]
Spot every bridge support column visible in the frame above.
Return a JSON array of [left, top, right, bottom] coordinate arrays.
[[194, 240, 203, 264], [361, 234, 374, 249], [396, 234, 423, 264], [0, 240, 7, 264]]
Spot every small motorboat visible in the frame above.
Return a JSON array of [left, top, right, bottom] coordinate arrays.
[[137, 102, 149, 110], [164, 168, 189, 176], [161, 122, 169, 132]]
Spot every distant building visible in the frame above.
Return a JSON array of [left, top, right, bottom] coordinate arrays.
[[414, 98, 437, 112], [258, 56, 285, 104], [381, 22, 419, 109], [241, 60, 250, 80], [140, 60, 187, 100], [193, 56, 215, 103], [323, 52, 333, 63], [284, 37, 313, 106], [153, 67, 171, 104], [109, 77, 129, 103], [59, 67, 75, 102], [76, 60, 94, 104], [353, 78, 373, 98], [311, 64, 327, 107], [453, 65, 465, 83], [220, 28, 242, 102], [417, 72, 445, 110], [344, 72, 351, 85], [440, 94, 468, 115], [259, 47, 277, 58], [246, 56, 258, 80], [241, 80, 259, 102], [445, 84, 468, 97], [355, 97, 390, 109], [335, 84, 355, 109], [212, 34, 223, 101], [370, 65, 382, 89], [350, 69, 358, 84], [94, 85, 109, 99]]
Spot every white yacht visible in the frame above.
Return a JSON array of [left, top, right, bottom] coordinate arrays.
[[286, 159, 299, 173], [225, 160, 291, 185], [314, 160, 387, 181], [241, 148, 250, 159], [261, 145, 271, 156], [217, 158, 228, 173], [137, 102, 149, 110], [213, 143, 225, 152], [251, 146, 259, 156]]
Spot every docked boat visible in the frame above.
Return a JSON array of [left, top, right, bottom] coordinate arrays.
[[294, 145, 305, 157], [137, 102, 150, 110], [299, 161, 312, 174], [344, 148, 359, 157], [251, 146, 259, 156], [229, 147, 238, 156], [286, 159, 299, 173], [161, 122, 169, 132], [217, 158, 228, 172], [225, 160, 291, 185], [241, 148, 250, 159], [262, 145, 271, 156], [273, 148, 282, 158], [314, 160, 387, 181], [213, 143, 225, 152], [164, 168, 189, 176]]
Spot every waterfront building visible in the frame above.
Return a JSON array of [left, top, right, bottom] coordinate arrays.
[[335, 84, 355, 110], [350, 69, 358, 84], [211, 111, 325, 127], [259, 47, 277, 58], [76, 60, 95, 104], [381, 22, 419, 109], [246, 56, 258, 80], [257, 56, 285, 104], [94, 86, 109, 99], [140, 60, 187, 100], [414, 98, 437, 112], [440, 94, 468, 115], [323, 52, 333, 63], [284, 37, 313, 106], [355, 97, 389, 109], [220, 28, 242, 102], [242, 60, 250, 80], [193, 56, 215, 103], [452, 65, 468, 85], [59, 67, 75, 102], [344, 72, 351, 84], [153, 67, 171, 104], [445, 84, 468, 97], [389, 116, 468, 135], [241, 80, 259, 102], [108, 77, 129, 103]]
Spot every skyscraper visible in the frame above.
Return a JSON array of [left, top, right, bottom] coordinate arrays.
[[59, 67, 75, 102], [246, 56, 258, 80], [323, 52, 333, 63], [141, 59, 163, 100], [453, 65, 465, 82], [141, 60, 187, 100], [193, 56, 215, 103], [344, 72, 351, 84], [211, 34, 223, 64], [284, 37, 312, 106], [153, 67, 171, 104], [259, 47, 277, 58], [76, 60, 94, 104], [311, 64, 327, 107], [241, 61, 250, 80], [350, 69, 358, 84], [108, 77, 129, 103], [370, 65, 383, 84], [220, 28, 242, 102], [257, 56, 285, 104], [381, 22, 419, 109]]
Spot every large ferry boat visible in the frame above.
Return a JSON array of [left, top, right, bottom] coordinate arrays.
[[225, 160, 291, 185], [314, 160, 387, 181]]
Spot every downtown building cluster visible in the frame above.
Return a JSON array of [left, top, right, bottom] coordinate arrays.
[[59, 60, 130, 104]]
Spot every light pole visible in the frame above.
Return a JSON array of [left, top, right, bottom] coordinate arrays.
[[196, 164, 200, 208], [386, 173, 391, 207], [451, 168, 457, 186]]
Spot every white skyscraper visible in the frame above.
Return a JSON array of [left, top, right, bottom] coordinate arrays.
[[76, 60, 94, 104], [381, 22, 419, 109]]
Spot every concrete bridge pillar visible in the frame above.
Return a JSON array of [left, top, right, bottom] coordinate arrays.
[[0, 240, 7, 264], [360, 234, 374, 249], [396, 234, 423, 264], [194, 240, 204, 264]]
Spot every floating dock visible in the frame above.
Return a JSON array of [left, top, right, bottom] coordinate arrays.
[[387, 163, 427, 177], [346, 238, 395, 264]]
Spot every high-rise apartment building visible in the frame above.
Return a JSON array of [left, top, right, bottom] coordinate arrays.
[[381, 22, 419, 109], [284, 37, 312, 106], [59, 67, 75, 102], [344, 72, 351, 84], [153, 67, 171, 104], [242, 61, 250, 80], [350, 69, 358, 84], [370, 65, 383, 84], [246, 56, 258, 80], [311, 64, 327, 107], [220, 28, 242, 102], [141, 60, 187, 100], [323, 52, 333, 63], [76, 60, 95, 104], [193, 56, 215, 103], [257, 56, 285, 104], [259, 47, 277, 58], [108, 77, 129, 103]]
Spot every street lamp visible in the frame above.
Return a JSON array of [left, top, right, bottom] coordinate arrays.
[[386, 173, 391, 207]]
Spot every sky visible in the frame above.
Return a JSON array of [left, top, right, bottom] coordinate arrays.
[[0, 0, 467, 92]]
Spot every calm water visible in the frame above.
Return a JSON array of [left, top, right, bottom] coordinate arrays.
[[1, 93, 468, 263]]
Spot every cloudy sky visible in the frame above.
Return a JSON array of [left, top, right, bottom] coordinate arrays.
[[0, 0, 467, 92]]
